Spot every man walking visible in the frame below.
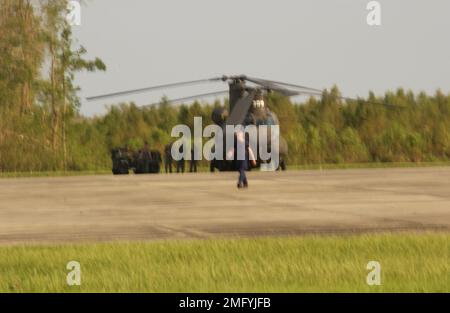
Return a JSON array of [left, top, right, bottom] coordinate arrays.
[[228, 130, 256, 189]]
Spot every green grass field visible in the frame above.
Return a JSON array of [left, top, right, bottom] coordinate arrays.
[[0, 233, 448, 293]]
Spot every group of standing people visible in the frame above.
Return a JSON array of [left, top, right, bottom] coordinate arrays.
[[164, 143, 197, 174], [163, 129, 255, 189]]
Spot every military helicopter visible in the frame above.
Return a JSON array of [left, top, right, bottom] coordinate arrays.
[[87, 75, 396, 174]]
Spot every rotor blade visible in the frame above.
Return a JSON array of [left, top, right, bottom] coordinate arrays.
[[243, 76, 299, 97], [86, 77, 223, 101], [226, 90, 256, 125], [340, 95, 405, 109], [254, 78, 323, 93], [291, 89, 405, 109], [244, 75, 404, 109], [147, 90, 229, 106]]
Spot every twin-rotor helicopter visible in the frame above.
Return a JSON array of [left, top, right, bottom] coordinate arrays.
[[87, 75, 394, 174]]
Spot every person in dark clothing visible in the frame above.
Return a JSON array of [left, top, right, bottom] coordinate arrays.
[[141, 141, 152, 160], [228, 130, 256, 188], [237, 158, 248, 188], [164, 143, 173, 173], [176, 144, 185, 173], [189, 147, 198, 173], [136, 141, 153, 173], [177, 159, 185, 173]]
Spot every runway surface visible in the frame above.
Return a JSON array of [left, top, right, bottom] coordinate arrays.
[[0, 167, 449, 245]]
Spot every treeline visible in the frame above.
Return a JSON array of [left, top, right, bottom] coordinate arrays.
[[94, 88, 450, 167], [0, 0, 105, 172], [1, 1, 450, 173]]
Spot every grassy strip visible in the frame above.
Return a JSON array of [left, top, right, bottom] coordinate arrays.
[[287, 161, 450, 171], [0, 170, 111, 178], [0, 233, 448, 292], [2, 161, 450, 178]]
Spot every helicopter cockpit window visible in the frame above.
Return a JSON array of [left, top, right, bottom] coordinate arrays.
[[252, 99, 265, 109]]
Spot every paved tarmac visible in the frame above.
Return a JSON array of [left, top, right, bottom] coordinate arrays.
[[0, 167, 449, 245]]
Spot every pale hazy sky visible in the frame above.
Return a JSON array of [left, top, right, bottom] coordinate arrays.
[[72, 0, 450, 116]]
